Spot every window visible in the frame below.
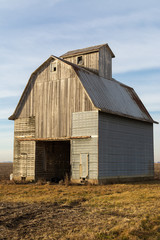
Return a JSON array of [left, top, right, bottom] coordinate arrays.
[[77, 56, 83, 65], [50, 62, 57, 72]]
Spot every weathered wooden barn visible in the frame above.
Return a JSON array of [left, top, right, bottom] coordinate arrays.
[[9, 43, 157, 183]]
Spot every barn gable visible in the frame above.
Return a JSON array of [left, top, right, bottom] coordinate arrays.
[[9, 56, 96, 138]]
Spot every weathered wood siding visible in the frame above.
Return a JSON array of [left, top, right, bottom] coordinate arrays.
[[16, 59, 96, 138], [99, 45, 112, 79], [13, 117, 35, 180], [62, 52, 99, 74], [71, 111, 98, 181], [98, 112, 154, 179], [63, 47, 112, 79]]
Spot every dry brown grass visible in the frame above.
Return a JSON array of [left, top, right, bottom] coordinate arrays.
[[1, 181, 160, 239], [1, 163, 160, 239]]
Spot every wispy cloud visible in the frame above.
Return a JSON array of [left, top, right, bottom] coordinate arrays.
[[0, 109, 14, 119], [0, 90, 21, 98], [0, 0, 160, 89]]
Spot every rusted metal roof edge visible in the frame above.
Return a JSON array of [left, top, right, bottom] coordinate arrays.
[[16, 136, 91, 141]]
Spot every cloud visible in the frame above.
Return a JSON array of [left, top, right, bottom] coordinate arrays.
[[0, 125, 13, 132], [0, 90, 21, 98], [80, 7, 160, 30], [134, 87, 160, 112], [0, 109, 14, 119], [112, 38, 160, 73], [0, 0, 160, 82]]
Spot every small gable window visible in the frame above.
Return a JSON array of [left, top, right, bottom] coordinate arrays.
[[77, 56, 83, 65], [50, 62, 57, 72]]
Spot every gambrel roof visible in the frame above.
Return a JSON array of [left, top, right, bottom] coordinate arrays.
[[9, 55, 157, 123]]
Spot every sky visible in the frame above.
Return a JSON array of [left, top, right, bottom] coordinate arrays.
[[0, 0, 160, 162]]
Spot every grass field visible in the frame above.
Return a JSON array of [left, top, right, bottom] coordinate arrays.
[[1, 163, 160, 239]]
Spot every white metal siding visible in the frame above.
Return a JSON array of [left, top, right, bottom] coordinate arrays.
[[99, 112, 154, 179], [71, 111, 98, 180]]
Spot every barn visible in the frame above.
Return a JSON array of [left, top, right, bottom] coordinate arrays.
[[9, 43, 157, 183]]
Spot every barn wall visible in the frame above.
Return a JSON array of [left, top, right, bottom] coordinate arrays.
[[62, 52, 99, 74], [99, 45, 112, 79], [17, 60, 96, 138], [71, 111, 98, 181], [98, 112, 154, 180], [13, 117, 35, 180]]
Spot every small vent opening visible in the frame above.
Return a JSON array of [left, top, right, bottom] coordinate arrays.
[[50, 62, 57, 72], [77, 56, 83, 65]]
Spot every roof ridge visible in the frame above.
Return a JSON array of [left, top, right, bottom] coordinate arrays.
[[60, 43, 115, 58]]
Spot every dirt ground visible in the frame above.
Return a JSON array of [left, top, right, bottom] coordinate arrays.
[[1, 182, 160, 240], [0, 199, 110, 240], [0, 202, 89, 240], [1, 163, 160, 239]]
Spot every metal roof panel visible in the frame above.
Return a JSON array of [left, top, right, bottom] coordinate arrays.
[[75, 68, 155, 123]]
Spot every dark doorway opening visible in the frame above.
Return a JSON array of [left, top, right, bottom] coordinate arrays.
[[36, 141, 70, 182]]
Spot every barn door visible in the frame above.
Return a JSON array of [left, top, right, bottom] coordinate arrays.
[[80, 153, 89, 179]]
